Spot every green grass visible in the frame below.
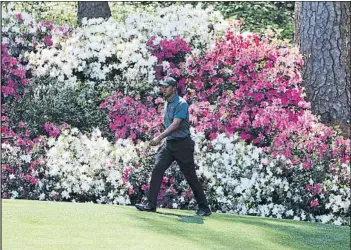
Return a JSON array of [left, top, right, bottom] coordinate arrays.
[[2, 199, 350, 250]]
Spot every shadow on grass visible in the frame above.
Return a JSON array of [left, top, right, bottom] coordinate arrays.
[[209, 214, 350, 249], [156, 211, 204, 224]]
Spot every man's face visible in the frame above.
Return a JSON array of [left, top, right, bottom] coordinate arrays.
[[160, 85, 175, 99]]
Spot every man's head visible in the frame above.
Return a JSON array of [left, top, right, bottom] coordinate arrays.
[[159, 77, 177, 100]]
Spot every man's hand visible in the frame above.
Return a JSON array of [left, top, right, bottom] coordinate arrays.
[[150, 136, 162, 146]]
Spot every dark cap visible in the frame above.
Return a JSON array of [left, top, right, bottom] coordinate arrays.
[[159, 77, 177, 87]]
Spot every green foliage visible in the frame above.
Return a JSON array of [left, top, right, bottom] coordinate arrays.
[[2, 2, 77, 26], [205, 1, 294, 41], [5, 77, 112, 140], [110, 2, 174, 22]]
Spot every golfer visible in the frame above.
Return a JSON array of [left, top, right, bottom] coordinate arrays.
[[135, 77, 211, 216]]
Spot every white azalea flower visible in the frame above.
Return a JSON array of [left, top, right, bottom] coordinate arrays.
[[39, 193, 46, 200], [20, 154, 32, 163], [11, 191, 19, 199]]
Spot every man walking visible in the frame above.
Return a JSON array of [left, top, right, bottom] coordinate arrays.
[[135, 77, 211, 216]]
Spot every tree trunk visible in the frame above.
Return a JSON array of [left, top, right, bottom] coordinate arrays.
[[77, 1, 111, 25], [294, 2, 350, 137]]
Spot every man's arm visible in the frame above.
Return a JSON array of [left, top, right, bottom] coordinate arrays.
[[150, 118, 182, 146]]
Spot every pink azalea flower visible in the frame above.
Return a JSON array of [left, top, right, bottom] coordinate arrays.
[[313, 184, 323, 195], [305, 184, 313, 191], [30, 178, 39, 185], [15, 13, 23, 21], [302, 162, 311, 170], [17, 138, 26, 145], [44, 36, 53, 47], [240, 132, 251, 140], [209, 132, 218, 140], [44, 123, 52, 132], [33, 138, 40, 143], [1, 126, 7, 134], [310, 199, 319, 207]]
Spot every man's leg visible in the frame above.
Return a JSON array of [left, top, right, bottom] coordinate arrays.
[[147, 144, 174, 208], [173, 139, 210, 211]]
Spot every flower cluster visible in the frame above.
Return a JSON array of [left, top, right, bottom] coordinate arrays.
[[43, 122, 70, 137], [185, 28, 309, 145], [100, 92, 164, 141], [5, 127, 348, 225], [268, 111, 350, 182], [193, 131, 350, 225], [40, 127, 130, 204], [25, 4, 227, 97], [147, 36, 191, 65], [1, 121, 47, 200], [147, 36, 191, 94], [1, 45, 27, 99], [1, 9, 57, 201]]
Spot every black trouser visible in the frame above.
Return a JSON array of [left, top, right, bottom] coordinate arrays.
[[147, 136, 209, 210]]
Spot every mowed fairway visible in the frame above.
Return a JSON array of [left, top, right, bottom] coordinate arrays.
[[2, 199, 350, 250]]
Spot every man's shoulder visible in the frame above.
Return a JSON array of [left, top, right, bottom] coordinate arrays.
[[177, 96, 188, 106]]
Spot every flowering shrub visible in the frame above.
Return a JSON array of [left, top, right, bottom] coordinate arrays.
[[147, 36, 191, 94], [1, 45, 27, 99], [8, 127, 347, 225], [185, 27, 310, 146], [41, 128, 130, 204], [2, 9, 71, 136], [1, 121, 47, 200], [1, 10, 53, 99], [1, 10, 57, 201], [3, 4, 227, 138], [100, 92, 164, 141], [122, 3, 228, 50], [26, 4, 227, 96], [193, 131, 350, 225]]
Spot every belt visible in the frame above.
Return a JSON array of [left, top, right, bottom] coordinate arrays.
[[167, 136, 190, 142]]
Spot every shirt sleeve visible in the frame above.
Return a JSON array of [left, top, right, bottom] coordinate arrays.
[[174, 102, 188, 120]]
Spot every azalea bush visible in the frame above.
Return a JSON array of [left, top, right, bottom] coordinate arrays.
[[1, 120, 47, 200], [99, 92, 164, 141], [147, 35, 192, 95], [0, 10, 67, 201], [185, 26, 309, 145], [39, 128, 130, 204], [193, 132, 350, 225], [1, 44, 47, 200], [13, 127, 349, 225], [26, 3, 227, 94], [3, 2, 77, 26], [8, 4, 227, 137], [2, 9, 72, 137]]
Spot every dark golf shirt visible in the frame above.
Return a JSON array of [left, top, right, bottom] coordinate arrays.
[[164, 94, 190, 140]]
